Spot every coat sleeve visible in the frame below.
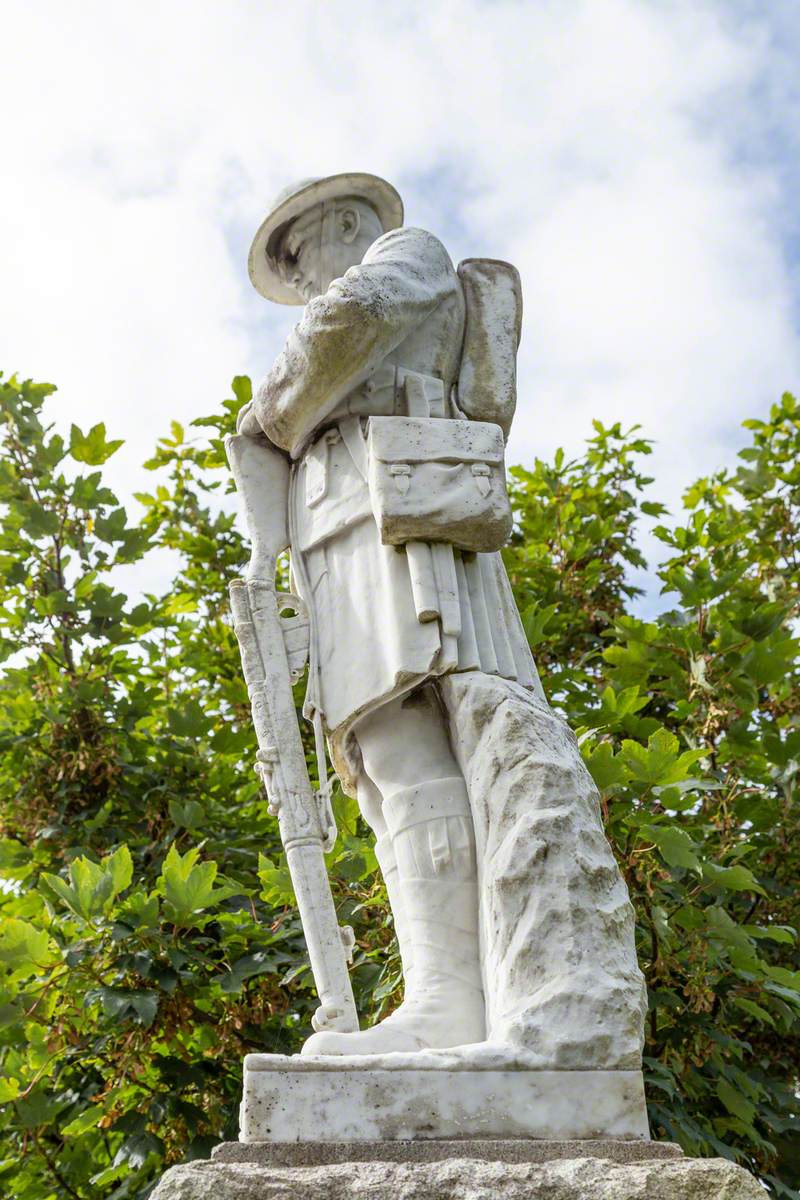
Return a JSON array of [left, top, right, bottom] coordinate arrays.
[[252, 228, 457, 456]]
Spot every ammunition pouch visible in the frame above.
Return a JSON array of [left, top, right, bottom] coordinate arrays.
[[366, 413, 512, 554]]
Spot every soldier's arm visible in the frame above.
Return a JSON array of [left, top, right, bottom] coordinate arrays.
[[252, 228, 456, 457], [236, 401, 270, 439]]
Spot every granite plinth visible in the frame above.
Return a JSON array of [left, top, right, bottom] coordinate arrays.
[[241, 1052, 650, 1142], [150, 1155, 763, 1199]]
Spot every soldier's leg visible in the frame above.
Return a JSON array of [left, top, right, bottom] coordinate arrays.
[[356, 685, 461, 793], [358, 687, 482, 1030], [302, 685, 485, 1056], [354, 770, 415, 984]]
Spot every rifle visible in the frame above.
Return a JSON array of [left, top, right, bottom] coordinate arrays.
[[225, 432, 359, 1035]]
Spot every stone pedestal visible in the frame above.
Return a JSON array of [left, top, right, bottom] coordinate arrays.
[[150, 1150, 764, 1199], [149, 1052, 763, 1197], [240, 1051, 650, 1141]]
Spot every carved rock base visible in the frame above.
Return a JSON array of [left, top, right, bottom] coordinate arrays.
[[150, 1154, 763, 1199], [240, 1052, 650, 1141]]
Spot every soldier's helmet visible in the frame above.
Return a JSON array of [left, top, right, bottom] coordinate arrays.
[[248, 172, 404, 305]]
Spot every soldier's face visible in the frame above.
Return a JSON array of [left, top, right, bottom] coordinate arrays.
[[280, 210, 324, 302], [279, 205, 367, 303]]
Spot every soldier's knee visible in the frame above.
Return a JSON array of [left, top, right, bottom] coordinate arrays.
[[355, 687, 459, 794]]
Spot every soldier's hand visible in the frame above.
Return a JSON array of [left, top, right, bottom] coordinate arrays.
[[236, 401, 263, 437]]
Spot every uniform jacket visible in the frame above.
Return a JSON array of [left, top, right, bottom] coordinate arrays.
[[253, 226, 542, 787]]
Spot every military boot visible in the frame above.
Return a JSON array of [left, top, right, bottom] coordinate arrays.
[[302, 776, 485, 1055], [374, 830, 415, 983]]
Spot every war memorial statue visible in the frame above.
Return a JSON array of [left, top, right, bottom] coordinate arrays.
[[225, 172, 649, 1137], [151, 172, 767, 1196], [230, 170, 646, 1066]]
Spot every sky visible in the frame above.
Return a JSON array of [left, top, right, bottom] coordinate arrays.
[[2, 0, 799, 606]]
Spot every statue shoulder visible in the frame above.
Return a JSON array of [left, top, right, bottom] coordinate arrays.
[[363, 226, 457, 278]]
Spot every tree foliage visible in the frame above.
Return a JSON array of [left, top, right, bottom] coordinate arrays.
[[0, 372, 798, 1198]]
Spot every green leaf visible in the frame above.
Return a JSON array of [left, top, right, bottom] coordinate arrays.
[[115, 890, 160, 931], [582, 741, 629, 790], [330, 788, 361, 841], [521, 602, 557, 647], [158, 844, 237, 924], [257, 852, 295, 907], [231, 375, 252, 405], [731, 997, 775, 1027], [62, 1103, 108, 1137], [113, 1131, 163, 1168], [641, 825, 701, 872], [127, 601, 152, 627], [0, 919, 51, 977], [106, 844, 134, 895], [168, 798, 205, 830], [88, 987, 159, 1026], [164, 592, 199, 617], [717, 1077, 756, 1125], [221, 950, 281, 993], [747, 925, 796, 946], [19, 504, 60, 538], [167, 700, 208, 737], [159, 845, 214, 919], [15, 1087, 70, 1129], [0, 837, 33, 878], [705, 906, 754, 950], [621, 728, 706, 786], [71, 471, 117, 509], [69, 422, 124, 465], [702, 863, 766, 896], [739, 602, 794, 643], [41, 845, 132, 921], [763, 982, 800, 1012], [94, 506, 128, 544]]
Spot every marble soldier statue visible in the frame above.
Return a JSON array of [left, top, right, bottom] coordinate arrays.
[[235, 172, 647, 1068]]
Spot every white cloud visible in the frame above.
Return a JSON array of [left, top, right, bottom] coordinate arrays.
[[1, 0, 799, 599]]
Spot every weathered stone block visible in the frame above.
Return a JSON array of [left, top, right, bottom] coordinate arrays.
[[240, 1052, 649, 1141], [150, 1153, 764, 1199]]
